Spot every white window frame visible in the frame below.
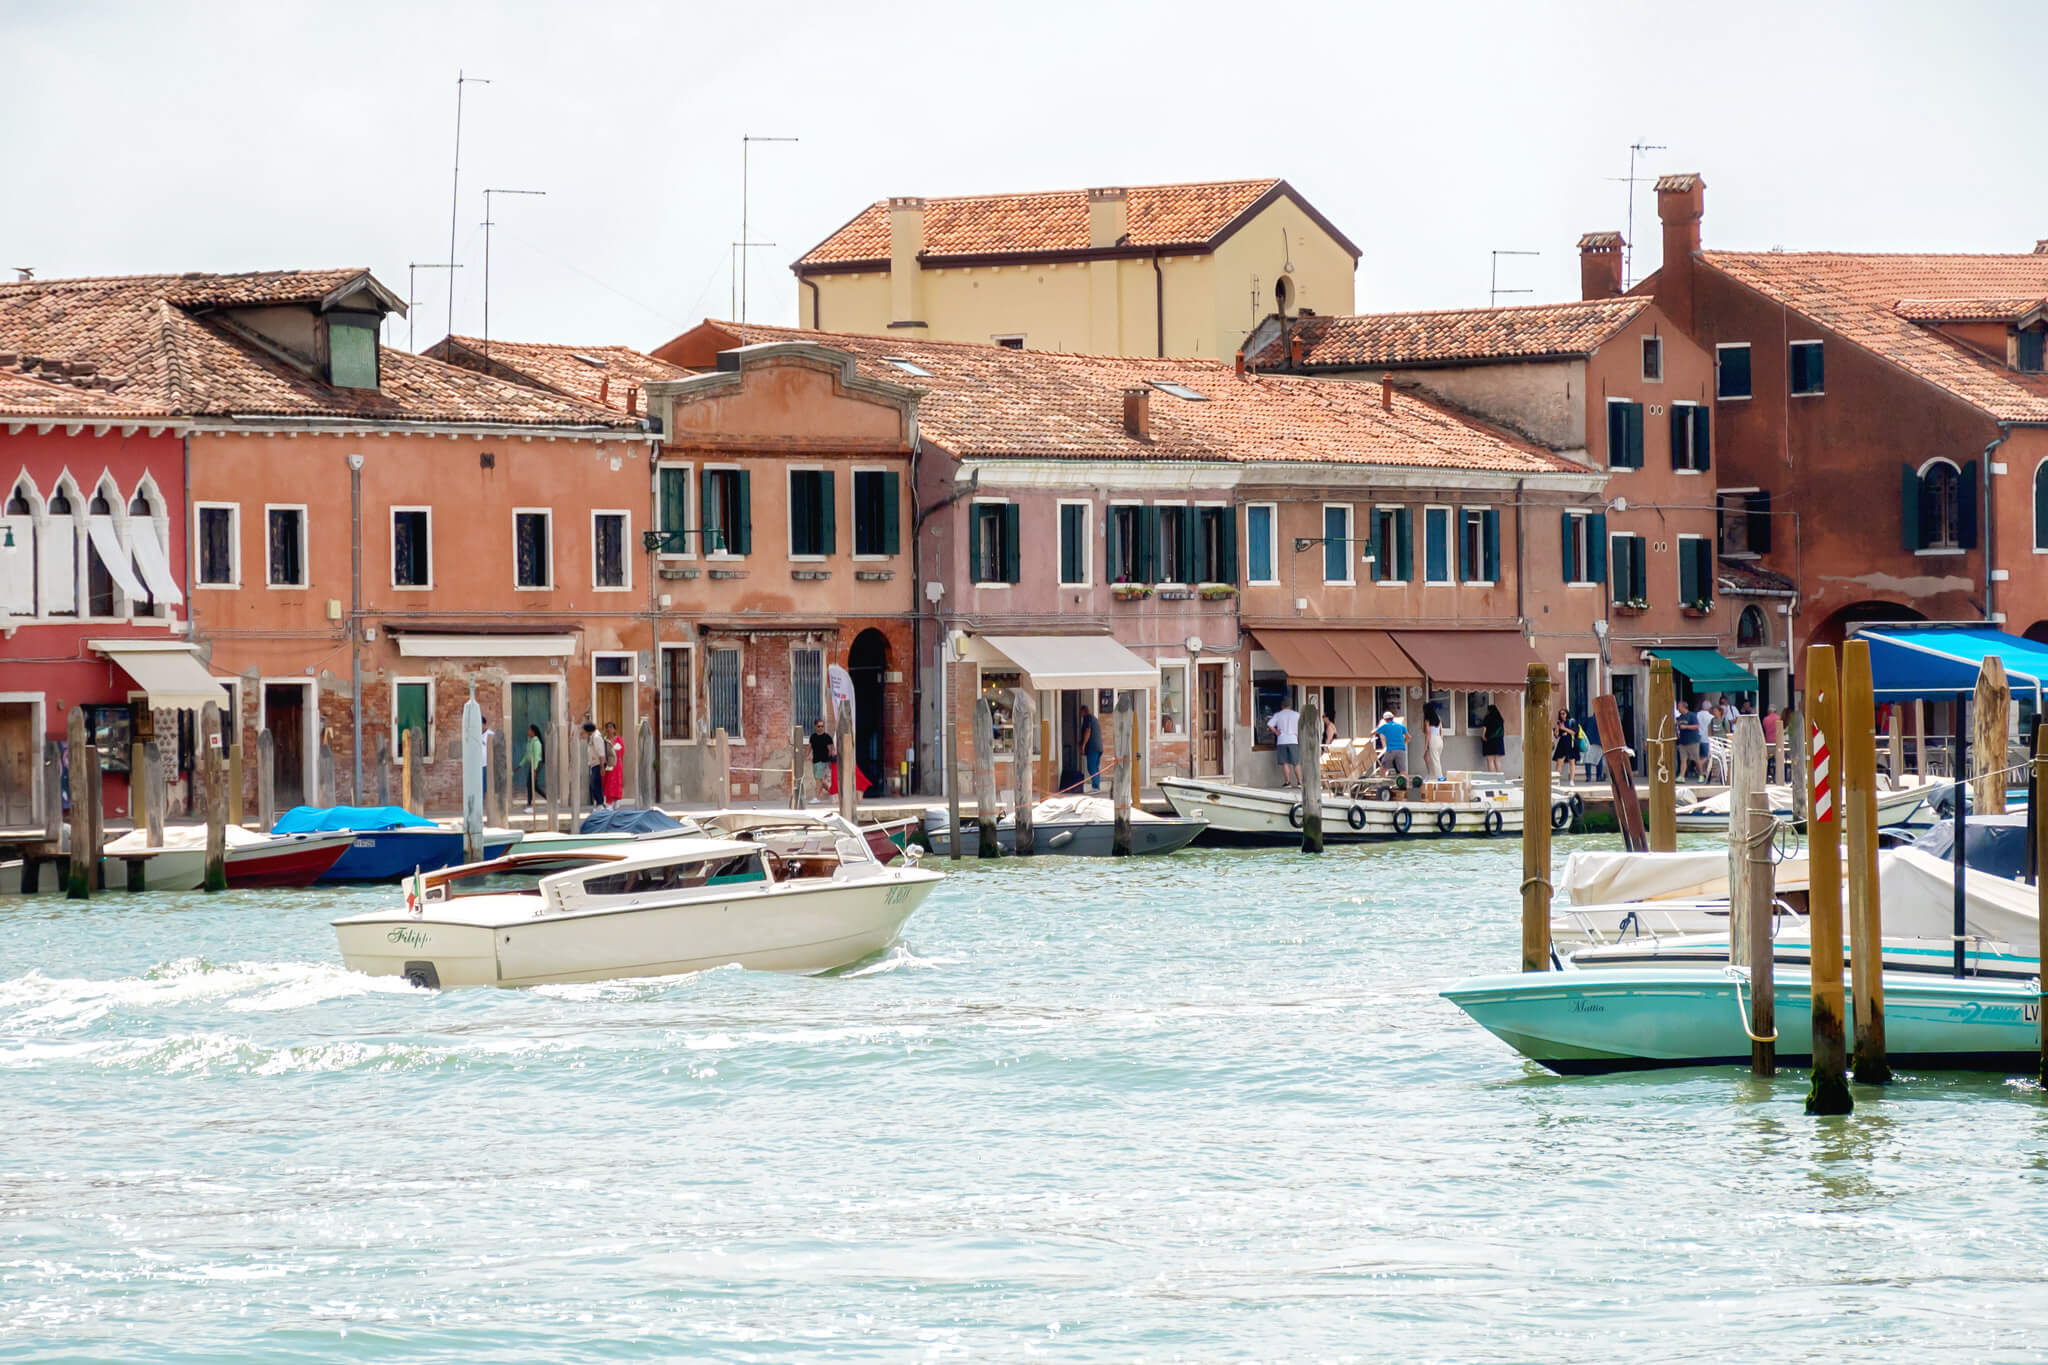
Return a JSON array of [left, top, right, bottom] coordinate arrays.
[[655, 459, 695, 560], [1915, 456, 1966, 557], [2035, 460, 2048, 554], [1154, 657, 1190, 739], [263, 503, 308, 590], [1107, 500, 1144, 585], [657, 642, 697, 744], [969, 496, 1012, 590], [1604, 396, 1640, 473], [1459, 505, 1496, 587], [1610, 530, 1649, 603], [706, 644, 745, 741], [1152, 499, 1191, 588], [1563, 510, 1596, 586], [390, 676, 436, 764], [1641, 334, 1664, 383], [851, 465, 896, 563], [1192, 499, 1231, 585], [786, 463, 830, 563], [1562, 653, 1602, 718], [1370, 503, 1404, 586], [1789, 339, 1825, 398], [1322, 502, 1356, 586], [1676, 532, 1712, 604], [591, 509, 632, 592], [1056, 498, 1093, 588], [193, 501, 240, 589], [1715, 341, 1753, 402], [702, 463, 745, 561], [1422, 503, 1453, 585], [512, 506, 554, 590], [1671, 399, 1708, 475], [1245, 502, 1279, 585], [389, 505, 433, 591]]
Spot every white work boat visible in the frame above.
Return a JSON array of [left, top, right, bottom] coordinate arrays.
[[1158, 776, 1528, 843], [1, 825, 356, 893], [1673, 781, 1928, 832], [333, 812, 942, 988]]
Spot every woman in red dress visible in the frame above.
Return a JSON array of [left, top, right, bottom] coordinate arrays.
[[602, 721, 625, 805]]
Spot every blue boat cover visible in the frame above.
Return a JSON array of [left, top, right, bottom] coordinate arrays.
[[271, 805, 439, 835], [578, 807, 685, 835], [1910, 812, 2031, 881], [1856, 625, 2048, 704]]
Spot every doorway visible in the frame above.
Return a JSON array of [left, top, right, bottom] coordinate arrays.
[[593, 655, 634, 750], [849, 628, 888, 792], [509, 681, 556, 802], [261, 683, 307, 809], [1613, 672, 1639, 755], [1196, 662, 1225, 776], [0, 700, 36, 827]]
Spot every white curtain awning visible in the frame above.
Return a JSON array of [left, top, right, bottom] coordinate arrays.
[[87, 516, 148, 601], [129, 521, 184, 605], [980, 635, 1158, 692], [91, 640, 229, 710], [394, 633, 578, 658]]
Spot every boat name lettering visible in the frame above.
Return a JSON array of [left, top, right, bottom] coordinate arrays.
[[885, 885, 913, 907], [1569, 999, 1606, 1014], [386, 927, 430, 948], [1951, 1000, 2029, 1023]]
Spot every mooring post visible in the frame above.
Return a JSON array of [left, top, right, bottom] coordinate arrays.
[[1728, 715, 1765, 968], [1593, 694, 1645, 852], [567, 722, 585, 831], [1804, 644, 1852, 1114], [1912, 700, 1927, 781], [400, 728, 414, 814], [129, 738, 146, 833], [461, 696, 483, 864], [143, 741, 165, 849], [713, 726, 731, 809], [972, 697, 1002, 858], [41, 737, 61, 849], [1887, 702, 1903, 789], [493, 727, 512, 825], [944, 663, 962, 861], [837, 698, 858, 822], [791, 724, 808, 807], [256, 729, 276, 831], [1111, 692, 1135, 857], [1975, 656, 2010, 815], [635, 718, 655, 811], [318, 738, 336, 807], [546, 724, 562, 832], [1300, 694, 1324, 854], [1951, 692, 1968, 979], [1521, 663, 1552, 972], [1011, 689, 1036, 857], [201, 702, 227, 893], [227, 741, 243, 829], [1746, 792, 1776, 1077], [65, 707, 91, 900], [1787, 707, 1807, 824], [1646, 658, 1677, 852], [1842, 640, 1889, 1084]]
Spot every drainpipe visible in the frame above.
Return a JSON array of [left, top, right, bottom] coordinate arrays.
[[1151, 250, 1164, 357], [911, 462, 977, 795], [802, 277, 822, 330], [348, 452, 364, 801], [1983, 424, 2010, 624], [1513, 478, 1527, 628]]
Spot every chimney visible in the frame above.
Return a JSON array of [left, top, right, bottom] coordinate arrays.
[[1123, 386, 1151, 440], [1576, 231, 1625, 300], [1087, 187, 1129, 248], [2035, 239, 2048, 255], [1655, 173, 1706, 332], [888, 196, 927, 331], [1290, 331, 1305, 367], [1381, 374, 1393, 410], [599, 375, 611, 405], [1234, 349, 1246, 377]]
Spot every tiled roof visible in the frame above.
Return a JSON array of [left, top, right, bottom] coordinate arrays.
[[798, 178, 1323, 267], [1245, 297, 1652, 371], [427, 335, 693, 413], [1718, 558, 1796, 596], [1654, 174, 1702, 193], [0, 272, 641, 428], [1702, 252, 2048, 421], [1576, 231, 1624, 249], [656, 321, 1586, 477], [1891, 297, 2043, 323], [0, 365, 173, 419]]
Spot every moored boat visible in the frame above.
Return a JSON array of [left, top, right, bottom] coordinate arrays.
[[921, 796, 1205, 856], [272, 805, 523, 881], [1, 825, 356, 893], [1158, 776, 1525, 844]]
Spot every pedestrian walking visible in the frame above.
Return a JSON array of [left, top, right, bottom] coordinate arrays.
[[808, 719, 836, 803], [1078, 704, 1104, 792], [603, 721, 625, 806], [1422, 703, 1445, 781], [582, 722, 607, 808], [522, 725, 545, 809], [1551, 708, 1576, 785]]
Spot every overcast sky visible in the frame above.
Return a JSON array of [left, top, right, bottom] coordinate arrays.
[[7, 0, 2044, 354]]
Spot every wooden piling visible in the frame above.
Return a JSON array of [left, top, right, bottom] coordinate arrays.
[[972, 697, 1002, 858], [635, 718, 655, 811], [1521, 663, 1552, 972], [201, 702, 227, 893], [1912, 700, 1927, 780], [1787, 708, 1807, 824], [546, 723, 562, 831], [1728, 715, 1765, 968], [1111, 692, 1135, 857], [461, 698, 484, 864], [837, 698, 858, 822], [130, 738, 147, 831], [567, 723, 585, 831], [256, 729, 276, 832], [1646, 658, 1677, 852], [317, 740, 336, 807], [1300, 694, 1324, 854], [1592, 694, 1645, 853], [227, 742, 243, 829], [791, 725, 808, 807], [399, 728, 413, 812], [944, 663, 962, 861], [1974, 655, 2010, 815], [65, 707, 91, 900], [143, 741, 164, 848], [42, 737, 62, 849], [1744, 792, 1776, 1077], [1842, 640, 1889, 1084], [1804, 644, 1852, 1115], [1887, 703, 1903, 789], [1011, 689, 1036, 857], [712, 726, 731, 808]]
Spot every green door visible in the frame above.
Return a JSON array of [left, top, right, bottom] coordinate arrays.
[[510, 682, 554, 800]]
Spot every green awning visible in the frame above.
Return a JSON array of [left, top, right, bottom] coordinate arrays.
[[1642, 647, 1758, 692]]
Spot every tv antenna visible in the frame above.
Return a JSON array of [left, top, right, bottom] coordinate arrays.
[[480, 188, 546, 363], [1490, 250, 1538, 307], [740, 134, 799, 322], [406, 263, 461, 352], [732, 242, 776, 319], [445, 70, 492, 344], [1607, 140, 1666, 287]]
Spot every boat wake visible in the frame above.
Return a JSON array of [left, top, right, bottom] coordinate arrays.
[[0, 958, 416, 1034]]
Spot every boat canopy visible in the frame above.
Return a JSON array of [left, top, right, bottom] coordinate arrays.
[[976, 634, 1156, 691], [272, 805, 438, 834], [1390, 630, 1544, 691], [1640, 647, 1758, 692], [579, 807, 690, 835], [90, 640, 230, 710], [1252, 628, 1419, 686], [1852, 624, 2048, 704]]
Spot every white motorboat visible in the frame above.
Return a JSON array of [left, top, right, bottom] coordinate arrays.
[[333, 812, 943, 987], [1158, 776, 1528, 844], [2, 824, 355, 893], [1673, 781, 1928, 832]]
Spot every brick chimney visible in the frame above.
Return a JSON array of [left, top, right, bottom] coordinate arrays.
[[1576, 231, 1624, 300], [1381, 374, 1393, 410], [1655, 173, 1705, 332], [1087, 187, 1129, 248], [888, 196, 927, 331], [1123, 386, 1151, 440], [2035, 238, 2048, 255]]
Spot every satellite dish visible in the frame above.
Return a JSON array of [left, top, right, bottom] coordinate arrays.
[[1184, 634, 1203, 654]]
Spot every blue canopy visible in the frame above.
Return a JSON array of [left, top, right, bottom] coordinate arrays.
[[1854, 625, 2048, 704], [271, 804, 438, 835], [578, 807, 685, 835]]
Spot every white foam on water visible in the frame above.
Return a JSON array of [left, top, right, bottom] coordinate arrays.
[[0, 959, 414, 1033]]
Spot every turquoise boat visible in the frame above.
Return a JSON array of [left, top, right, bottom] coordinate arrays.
[[1442, 966, 2041, 1074]]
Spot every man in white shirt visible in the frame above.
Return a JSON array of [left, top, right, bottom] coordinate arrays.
[[1269, 699, 1303, 787]]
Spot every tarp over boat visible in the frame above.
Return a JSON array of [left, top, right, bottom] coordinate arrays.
[[272, 805, 437, 834], [106, 824, 273, 853], [579, 807, 688, 836]]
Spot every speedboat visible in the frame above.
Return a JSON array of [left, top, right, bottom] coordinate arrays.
[[333, 812, 942, 987], [273, 805, 523, 882], [921, 795, 1206, 856], [511, 807, 704, 871], [0, 825, 355, 893], [1158, 775, 1526, 844], [1673, 781, 1928, 833]]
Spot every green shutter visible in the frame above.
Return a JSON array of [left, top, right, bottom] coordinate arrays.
[[968, 504, 984, 582], [734, 470, 752, 555], [1003, 503, 1021, 582], [1692, 406, 1710, 472], [1560, 512, 1574, 582], [1900, 464, 1921, 551], [1669, 405, 1686, 470], [1396, 507, 1413, 583], [1608, 535, 1625, 603], [659, 468, 686, 537], [1633, 537, 1648, 600], [700, 468, 716, 550], [820, 471, 836, 555], [1748, 490, 1771, 554], [1222, 509, 1239, 583], [1138, 506, 1158, 583], [1628, 403, 1644, 468], [2037, 468, 2048, 552], [1697, 539, 1714, 603], [1180, 507, 1197, 583], [1457, 511, 1472, 582], [1365, 508, 1382, 582], [1483, 509, 1500, 583], [1959, 459, 1980, 549], [1105, 506, 1123, 581], [1679, 541, 1698, 604], [881, 472, 901, 554], [1588, 512, 1607, 584], [1608, 402, 1627, 468], [788, 471, 811, 554]]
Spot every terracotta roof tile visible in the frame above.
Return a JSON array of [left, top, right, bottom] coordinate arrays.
[[1576, 231, 1625, 249], [0, 365, 172, 419], [427, 335, 693, 413], [1245, 297, 1652, 370], [664, 322, 1586, 478], [1891, 296, 2044, 322], [1654, 173, 1702, 193]]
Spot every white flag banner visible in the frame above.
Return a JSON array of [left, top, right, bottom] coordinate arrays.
[[827, 663, 855, 715]]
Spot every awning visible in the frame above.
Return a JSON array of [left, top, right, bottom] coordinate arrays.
[[1854, 624, 2048, 704], [129, 522, 184, 605], [1251, 628, 1420, 685], [980, 635, 1157, 691], [394, 633, 577, 658], [91, 640, 230, 710], [1643, 647, 1759, 692], [87, 516, 147, 601], [1391, 630, 1542, 691]]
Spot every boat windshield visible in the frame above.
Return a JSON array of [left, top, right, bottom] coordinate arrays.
[[579, 853, 765, 898]]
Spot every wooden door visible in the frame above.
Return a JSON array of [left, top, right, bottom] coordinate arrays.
[[595, 681, 627, 735], [0, 703, 33, 827], [263, 684, 305, 808], [1196, 663, 1225, 777]]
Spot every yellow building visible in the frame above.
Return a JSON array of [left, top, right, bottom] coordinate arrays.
[[791, 179, 1359, 361]]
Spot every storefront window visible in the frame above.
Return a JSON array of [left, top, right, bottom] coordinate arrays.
[[1465, 690, 1493, 733], [1158, 666, 1187, 735], [1253, 673, 1292, 749], [85, 705, 133, 772], [980, 670, 1021, 754]]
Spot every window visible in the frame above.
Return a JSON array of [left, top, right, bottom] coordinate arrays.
[[1246, 504, 1276, 584], [1609, 532, 1648, 605], [1789, 340, 1824, 396], [1457, 507, 1500, 583], [1716, 343, 1752, 400], [328, 316, 380, 390], [2036, 463, 2048, 553], [1676, 535, 1714, 608], [1606, 399, 1644, 469], [1156, 505, 1189, 584], [788, 469, 835, 557], [391, 508, 430, 588], [981, 670, 1021, 753], [1158, 664, 1187, 735], [1560, 511, 1606, 585], [1737, 605, 1769, 649], [660, 645, 695, 740], [1322, 504, 1353, 584], [1252, 674, 1293, 749], [1642, 335, 1663, 381], [657, 465, 691, 554], [970, 502, 1020, 584], [883, 357, 930, 376], [852, 470, 900, 557], [1107, 503, 1146, 583], [43, 488, 76, 615], [85, 492, 116, 616], [1193, 505, 1235, 583], [127, 491, 158, 618], [265, 506, 306, 588], [513, 510, 552, 588], [1718, 490, 1772, 558], [1465, 690, 1492, 733], [1423, 506, 1451, 584], [1904, 458, 1976, 553], [593, 511, 628, 589], [994, 335, 1025, 350], [701, 468, 752, 555], [792, 647, 825, 732], [1, 484, 34, 616], [1058, 502, 1090, 586], [2019, 329, 2046, 374], [1149, 381, 1208, 401], [1670, 402, 1710, 472], [393, 680, 433, 761], [1368, 505, 1412, 584], [707, 646, 743, 739]]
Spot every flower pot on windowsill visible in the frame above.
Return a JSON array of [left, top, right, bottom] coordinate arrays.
[[1611, 603, 1648, 618], [1111, 584, 1153, 601], [1198, 584, 1238, 601], [1680, 601, 1714, 619]]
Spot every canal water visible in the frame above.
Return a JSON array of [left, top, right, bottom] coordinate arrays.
[[5, 839, 2047, 1361]]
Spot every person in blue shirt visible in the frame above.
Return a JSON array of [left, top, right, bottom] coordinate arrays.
[[1374, 711, 1408, 775]]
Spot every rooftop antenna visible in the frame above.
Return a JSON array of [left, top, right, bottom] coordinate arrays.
[[406, 263, 462, 352], [1490, 250, 1538, 308], [480, 188, 546, 364], [732, 242, 776, 319], [1609, 140, 1666, 288], [740, 134, 799, 323], [446, 70, 492, 344]]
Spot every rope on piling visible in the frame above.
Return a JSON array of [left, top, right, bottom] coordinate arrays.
[[1726, 967, 1779, 1044]]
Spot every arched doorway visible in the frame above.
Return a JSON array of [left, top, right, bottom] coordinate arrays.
[[2023, 620, 2048, 647], [1811, 599, 1926, 651], [849, 628, 889, 793]]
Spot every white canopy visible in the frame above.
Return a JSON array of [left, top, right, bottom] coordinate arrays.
[[87, 516, 147, 601], [91, 640, 230, 710], [129, 521, 184, 605], [980, 635, 1157, 691]]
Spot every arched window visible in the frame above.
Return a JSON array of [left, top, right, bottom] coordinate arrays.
[[2, 482, 36, 617], [86, 491, 116, 617], [1737, 605, 1768, 649], [44, 487, 77, 616], [2035, 461, 2048, 553], [1918, 459, 1962, 551], [128, 490, 158, 617]]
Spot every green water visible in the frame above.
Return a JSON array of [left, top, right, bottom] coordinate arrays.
[[4, 838, 2047, 1361]]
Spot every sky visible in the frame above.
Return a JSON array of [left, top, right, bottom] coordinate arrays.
[[6, 0, 2045, 355]]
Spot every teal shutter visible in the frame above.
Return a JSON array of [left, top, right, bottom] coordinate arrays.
[[1900, 464, 1921, 551], [1138, 506, 1157, 583], [788, 471, 811, 554], [820, 471, 836, 555], [1396, 508, 1413, 582], [1105, 507, 1123, 581], [1607, 402, 1626, 468], [659, 468, 686, 538], [1180, 507, 1198, 582], [1608, 535, 1624, 602], [1669, 406, 1686, 469], [1627, 403, 1644, 467], [1588, 513, 1607, 584], [1364, 508, 1381, 581], [700, 469, 716, 550], [1220, 510, 1238, 582], [969, 505, 984, 581], [2037, 468, 2048, 552], [1692, 406, 1710, 472], [1679, 542, 1698, 604], [1959, 460, 1980, 549], [1560, 512, 1574, 582], [1002, 503, 1020, 582], [1483, 509, 1500, 583], [734, 470, 752, 554], [1457, 511, 1472, 582], [881, 472, 901, 554]]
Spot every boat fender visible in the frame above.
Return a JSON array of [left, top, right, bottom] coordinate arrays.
[[1347, 804, 1368, 831], [1568, 793, 1585, 819], [1550, 801, 1571, 831], [1393, 806, 1412, 835], [1048, 829, 1076, 849], [1483, 808, 1504, 836], [1288, 802, 1304, 829], [1435, 808, 1455, 834], [402, 960, 441, 990]]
